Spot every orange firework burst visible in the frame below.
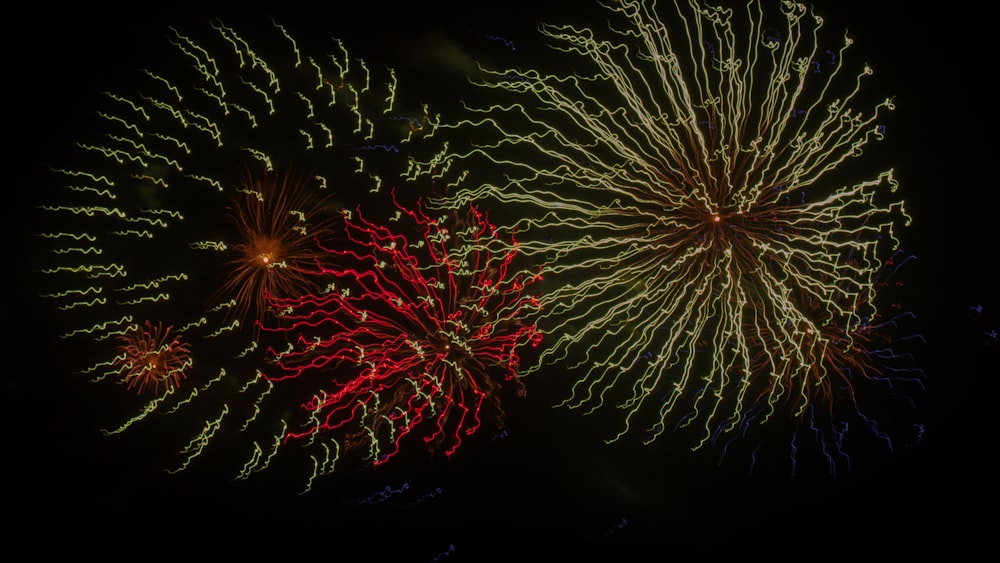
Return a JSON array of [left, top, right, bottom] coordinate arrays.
[[113, 321, 192, 394], [217, 167, 339, 326]]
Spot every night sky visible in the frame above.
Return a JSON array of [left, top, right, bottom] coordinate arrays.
[[6, 1, 997, 559]]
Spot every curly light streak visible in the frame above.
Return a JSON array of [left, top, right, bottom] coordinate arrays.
[[408, 0, 918, 467], [261, 192, 542, 467], [38, 20, 431, 488]]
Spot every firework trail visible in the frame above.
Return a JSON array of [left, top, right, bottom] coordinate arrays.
[[407, 0, 922, 472], [261, 191, 542, 476], [38, 20, 434, 488]]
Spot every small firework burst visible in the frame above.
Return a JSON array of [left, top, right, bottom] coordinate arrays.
[[113, 320, 192, 394]]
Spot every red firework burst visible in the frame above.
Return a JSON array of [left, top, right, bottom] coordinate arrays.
[[217, 167, 338, 326], [113, 320, 192, 394], [261, 192, 542, 465]]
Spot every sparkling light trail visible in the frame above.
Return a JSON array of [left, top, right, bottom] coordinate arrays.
[[262, 192, 542, 468], [408, 0, 921, 470], [39, 20, 433, 488]]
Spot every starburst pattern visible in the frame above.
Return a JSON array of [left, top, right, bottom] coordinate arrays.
[[408, 0, 920, 469], [262, 192, 542, 467], [112, 320, 192, 394], [217, 167, 339, 326]]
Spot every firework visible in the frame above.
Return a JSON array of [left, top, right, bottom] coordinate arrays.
[[216, 167, 339, 327], [112, 320, 192, 394], [38, 20, 432, 486], [261, 191, 542, 469], [408, 0, 920, 470]]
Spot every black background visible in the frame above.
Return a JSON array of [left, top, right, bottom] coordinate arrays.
[[6, 1, 997, 560]]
